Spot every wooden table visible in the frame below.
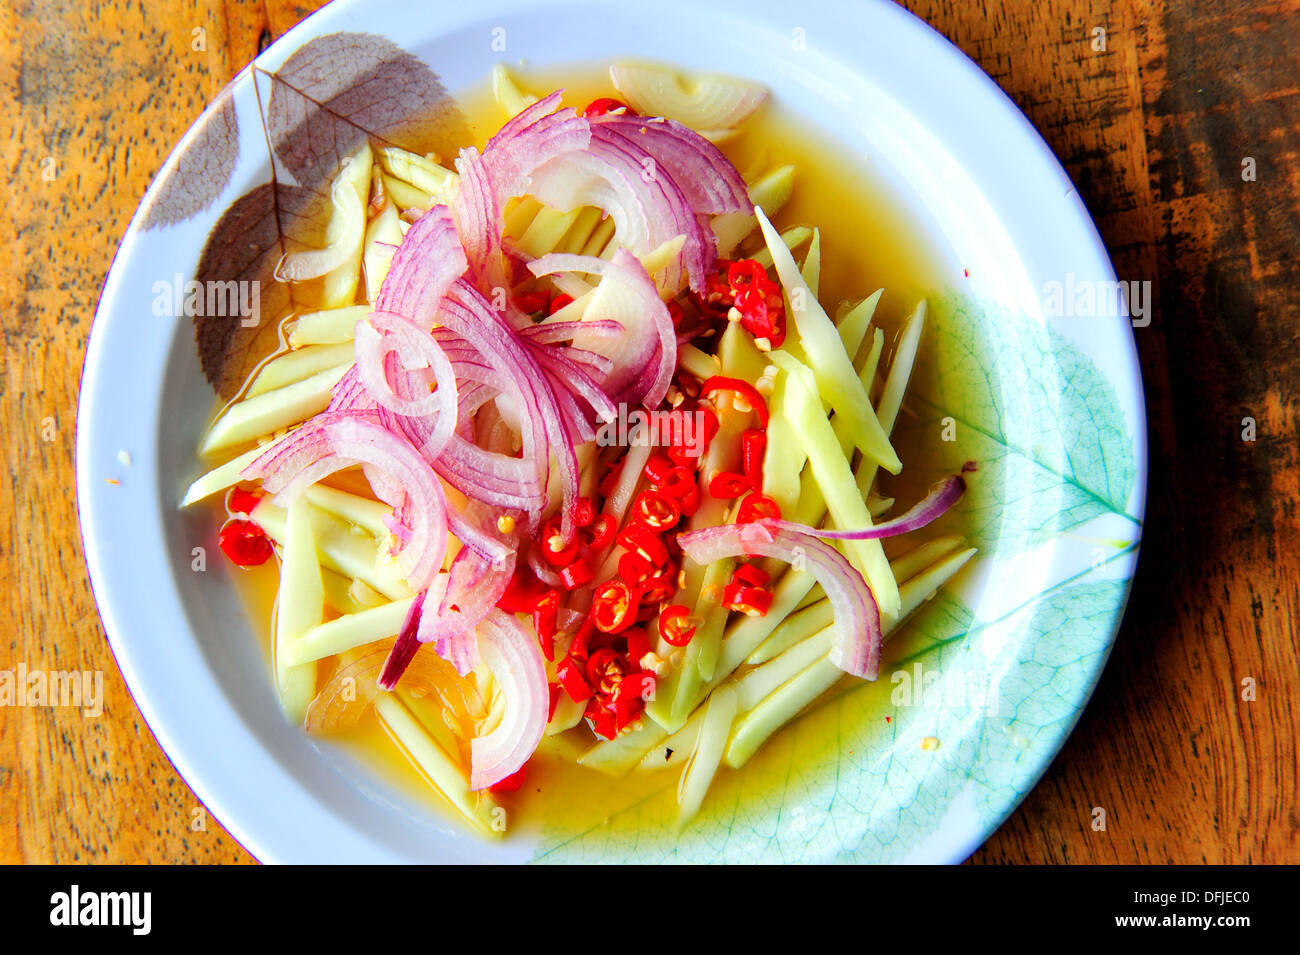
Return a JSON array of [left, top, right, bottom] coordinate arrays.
[[2, 0, 1295, 864]]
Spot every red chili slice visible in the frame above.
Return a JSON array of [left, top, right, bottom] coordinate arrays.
[[556, 654, 592, 702], [639, 565, 678, 606], [487, 764, 527, 793], [218, 519, 273, 567], [624, 629, 651, 668], [735, 286, 775, 339], [658, 605, 698, 647], [616, 523, 669, 567], [741, 428, 767, 483], [540, 517, 580, 566], [667, 407, 718, 465], [583, 97, 633, 118], [547, 293, 575, 315], [632, 490, 681, 531], [569, 615, 596, 661], [613, 672, 656, 730], [707, 260, 735, 296], [559, 557, 594, 590], [591, 578, 638, 633], [644, 452, 675, 486], [584, 698, 618, 740], [571, 496, 596, 528], [656, 465, 697, 499], [700, 376, 769, 427], [225, 487, 262, 517], [667, 445, 698, 468], [618, 550, 653, 584], [586, 513, 617, 551], [731, 563, 771, 589], [514, 290, 550, 314], [708, 471, 753, 499], [585, 647, 625, 692], [736, 492, 782, 524], [497, 566, 547, 613], [722, 584, 773, 616], [533, 589, 560, 661], [598, 458, 625, 499], [727, 259, 768, 294], [677, 484, 702, 518]]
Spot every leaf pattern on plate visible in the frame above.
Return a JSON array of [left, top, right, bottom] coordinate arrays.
[[142, 90, 239, 231], [527, 296, 1141, 863], [891, 292, 1141, 556], [192, 182, 324, 400], [264, 31, 468, 195], [191, 32, 469, 400]]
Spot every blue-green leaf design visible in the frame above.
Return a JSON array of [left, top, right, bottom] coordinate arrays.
[[892, 293, 1140, 555]]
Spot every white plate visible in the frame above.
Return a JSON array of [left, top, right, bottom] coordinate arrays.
[[78, 0, 1146, 863]]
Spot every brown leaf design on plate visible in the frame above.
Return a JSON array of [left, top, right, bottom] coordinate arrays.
[[143, 91, 240, 230], [192, 32, 469, 399], [192, 181, 326, 400], [264, 31, 470, 197]]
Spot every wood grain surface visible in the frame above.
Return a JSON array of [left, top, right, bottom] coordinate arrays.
[[1, 0, 1295, 864]]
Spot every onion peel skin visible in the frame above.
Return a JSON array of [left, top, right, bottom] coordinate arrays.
[[378, 589, 427, 691]]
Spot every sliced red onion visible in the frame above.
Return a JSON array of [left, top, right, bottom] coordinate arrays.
[[591, 114, 750, 215], [444, 280, 583, 537], [768, 477, 966, 541], [530, 249, 675, 407], [436, 433, 547, 513], [243, 413, 448, 591], [469, 609, 549, 790], [451, 92, 590, 290], [445, 506, 513, 567], [526, 342, 617, 424], [374, 201, 468, 319], [411, 502, 518, 675], [526, 545, 565, 588], [375, 229, 560, 520], [354, 312, 458, 456], [556, 345, 615, 379], [608, 63, 768, 138], [327, 365, 374, 412], [527, 126, 712, 293], [518, 319, 624, 344], [677, 521, 883, 680]]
